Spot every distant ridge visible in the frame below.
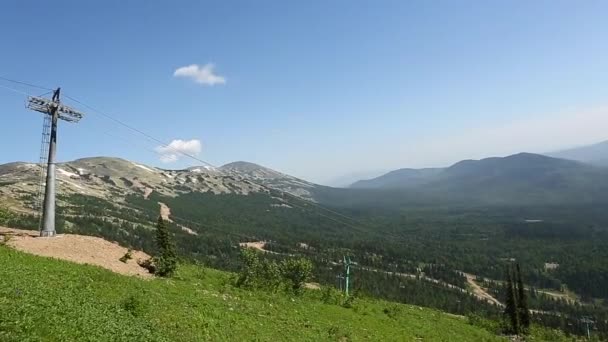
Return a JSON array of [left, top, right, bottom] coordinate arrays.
[[351, 168, 443, 189], [347, 152, 608, 205], [545, 140, 608, 166]]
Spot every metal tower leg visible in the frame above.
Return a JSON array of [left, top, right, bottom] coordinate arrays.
[[40, 110, 58, 237]]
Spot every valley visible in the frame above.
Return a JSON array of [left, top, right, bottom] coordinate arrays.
[[1, 152, 608, 339]]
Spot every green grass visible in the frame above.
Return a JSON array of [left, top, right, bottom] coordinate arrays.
[[0, 246, 561, 341]]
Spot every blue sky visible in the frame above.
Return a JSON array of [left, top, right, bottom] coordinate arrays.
[[1, 1, 608, 185]]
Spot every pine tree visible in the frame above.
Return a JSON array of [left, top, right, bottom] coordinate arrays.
[[515, 263, 531, 332], [154, 216, 177, 277], [504, 264, 519, 335]]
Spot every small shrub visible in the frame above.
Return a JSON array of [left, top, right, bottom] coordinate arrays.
[[119, 249, 133, 263], [383, 304, 403, 319], [138, 258, 156, 274], [466, 313, 501, 335], [342, 294, 356, 309], [321, 287, 342, 305], [0, 234, 12, 246], [194, 264, 206, 280], [120, 294, 146, 317], [327, 325, 351, 340]]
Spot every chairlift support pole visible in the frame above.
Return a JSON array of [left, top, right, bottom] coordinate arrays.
[[26, 87, 84, 237], [343, 256, 352, 296], [581, 317, 593, 339], [40, 89, 60, 236]]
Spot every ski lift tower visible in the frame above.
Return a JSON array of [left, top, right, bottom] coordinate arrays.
[[343, 256, 353, 296], [27, 88, 84, 237]]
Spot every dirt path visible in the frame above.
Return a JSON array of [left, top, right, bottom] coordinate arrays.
[[0, 227, 152, 278], [464, 273, 504, 307], [535, 289, 575, 302], [157, 202, 198, 235], [351, 264, 505, 307], [466, 273, 578, 304]]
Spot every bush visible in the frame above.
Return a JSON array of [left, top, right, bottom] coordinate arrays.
[[279, 257, 313, 295], [0, 234, 12, 246], [236, 249, 314, 295], [321, 287, 343, 305], [119, 249, 133, 263], [327, 325, 351, 340], [138, 258, 156, 274], [466, 313, 501, 335], [236, 248, 263, 288], [342, 293, 356, 309], [120, 294, 146, 317], [383, 304, 403, 319], [235, 249, 283, 291]]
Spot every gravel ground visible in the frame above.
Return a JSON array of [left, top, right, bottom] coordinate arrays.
[[0, 226, 152, 278]]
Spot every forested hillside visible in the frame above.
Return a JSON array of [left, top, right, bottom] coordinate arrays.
[[2, 154, 608, 338]]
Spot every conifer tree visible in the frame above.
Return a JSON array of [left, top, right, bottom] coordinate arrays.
[[515, 263, 531, 331], [504, 264, 519, 335], [154, 216, 177, 277]]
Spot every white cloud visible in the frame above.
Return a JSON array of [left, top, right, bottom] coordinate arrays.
[[173, 63, 226, 86], [155, 139, 202, 163]]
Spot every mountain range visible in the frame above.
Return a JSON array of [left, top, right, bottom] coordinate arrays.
[[3, 142, 608, 216], [546, 140, 608, 166], [0, 157, 317, 215], [346, 140, 608, 204], [349, 152, 608, 205]]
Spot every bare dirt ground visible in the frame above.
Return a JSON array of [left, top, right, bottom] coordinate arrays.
[[238, 241, 281, 255], [239, 241, 267, 251], [0, 226, 152, 278], [158, 202, 173, 222], [143, 187, 153, 199], [304, 282, 321, 290]]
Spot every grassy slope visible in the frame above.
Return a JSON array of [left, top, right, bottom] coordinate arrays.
[[0, 247, 504, 342]]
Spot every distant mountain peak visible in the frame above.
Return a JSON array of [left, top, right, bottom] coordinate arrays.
[[187, 165, 218, 173], [221, 161, 285, 179]]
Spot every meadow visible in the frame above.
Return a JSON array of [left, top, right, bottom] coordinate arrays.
[[0, 245, 515, 341]]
